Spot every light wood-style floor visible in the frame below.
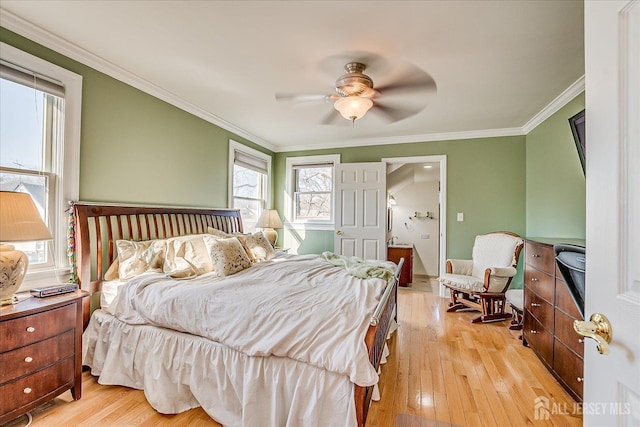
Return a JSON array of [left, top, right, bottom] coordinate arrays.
[[7, 287, 583, 427]]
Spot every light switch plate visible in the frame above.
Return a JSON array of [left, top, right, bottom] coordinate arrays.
[[457, 212, 464, 222]]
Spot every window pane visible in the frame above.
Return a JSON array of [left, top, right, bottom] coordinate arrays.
[[233, 197, 262, 232], [0, 171, 49, 265], [233, 164, 262, 199], [0, 78, 45, 171], [296, 167, 332, 192], [295, 192, 331, 220]]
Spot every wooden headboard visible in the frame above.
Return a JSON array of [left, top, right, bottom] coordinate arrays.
[[73, 203, 242, 326]]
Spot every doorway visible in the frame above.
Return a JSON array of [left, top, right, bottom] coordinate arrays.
[[382, 155, 447, 297]]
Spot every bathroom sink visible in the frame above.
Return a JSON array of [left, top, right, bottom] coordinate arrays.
[[388, 242, 412, 248]]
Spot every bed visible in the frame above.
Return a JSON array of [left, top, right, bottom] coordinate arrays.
[[75, 203, 400, 427]]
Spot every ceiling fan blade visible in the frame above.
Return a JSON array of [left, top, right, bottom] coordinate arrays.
[[375, 68, 437, 96], [371, 102, 424, 123], [320, 109, 344, 125], [275, 93, 331, 103]]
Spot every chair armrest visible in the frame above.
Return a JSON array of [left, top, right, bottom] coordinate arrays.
[[446, 259, 473, 275], [488, 266, 517, 278]]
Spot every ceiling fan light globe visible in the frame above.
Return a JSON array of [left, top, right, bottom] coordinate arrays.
[[334, 96, 373, 121]]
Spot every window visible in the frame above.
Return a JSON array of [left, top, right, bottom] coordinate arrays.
[[285, 154, 340, 230], [0, 43, 81, 285], [228, 140, 271, 232]]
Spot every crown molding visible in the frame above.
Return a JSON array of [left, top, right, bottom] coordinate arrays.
[[274, 127, 525, 152], [522, 75, 585, 134], [0, 9, 276, 152], [1, 8, 584, 155]]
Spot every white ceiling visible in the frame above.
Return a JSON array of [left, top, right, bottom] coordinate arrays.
[[0, 1, 584, 153]]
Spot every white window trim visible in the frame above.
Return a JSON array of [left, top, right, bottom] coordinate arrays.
[[228, 140, 272, 209], [285, 154, 340, 231], [1, 42, 82, 286]]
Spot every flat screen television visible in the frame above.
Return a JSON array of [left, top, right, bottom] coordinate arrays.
[[568, 109, 586, 174]]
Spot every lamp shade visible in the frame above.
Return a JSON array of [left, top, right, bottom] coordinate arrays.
[[256, 209, 283, 229], [0, 191, 52, 242], [334, 96, 373, 121]]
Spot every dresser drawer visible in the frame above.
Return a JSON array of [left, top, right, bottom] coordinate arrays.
[[554, 310, 584, 358], [0, 330, 75, 384], [524, 311, 553, 366], [525, 241, 555, 274], [524, 290, 554, 329], [0, 304, 76, 352], [0, 356, 75, 416], [524, 268, 555, 303], [553, 339, 584, 400]]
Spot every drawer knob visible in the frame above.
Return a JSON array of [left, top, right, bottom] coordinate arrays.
[[532, 254, 540, 258], [531, 302, 541, 307], [26, 326, 35, 333], [578, 338, 584, 344], [531, 277, 539, 282], [24, 387, 32, 394], [577, 377, 584, 383], [530, 330, 539, 334], [24, 356, 33, 363]]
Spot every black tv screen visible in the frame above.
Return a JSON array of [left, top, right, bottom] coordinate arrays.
[[569, 109, 586, 174]]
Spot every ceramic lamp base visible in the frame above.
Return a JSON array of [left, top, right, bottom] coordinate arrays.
[[0, 244, 29, 305], [262, 228, 278, 247]]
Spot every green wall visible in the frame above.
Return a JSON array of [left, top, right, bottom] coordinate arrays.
[[0, 27, 271, 208], [275, 136, 527, 269], [526, 93, 585, 239]]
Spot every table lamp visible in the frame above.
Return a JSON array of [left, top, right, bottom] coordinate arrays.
[[256, 209, 283, 247], [0, 191, 53, 305]]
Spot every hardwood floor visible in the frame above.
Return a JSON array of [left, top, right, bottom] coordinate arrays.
[[6, 289, 582, 427]]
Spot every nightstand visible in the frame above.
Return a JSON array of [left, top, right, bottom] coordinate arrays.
[[0, 290, 88, 424]]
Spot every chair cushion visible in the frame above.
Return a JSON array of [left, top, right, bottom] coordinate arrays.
[[471, 233, 523, 285], [439, 273, 486, 293], [505, 289, 524, 310]]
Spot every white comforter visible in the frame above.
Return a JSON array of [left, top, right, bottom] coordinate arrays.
[[107, 253, 388, 386]]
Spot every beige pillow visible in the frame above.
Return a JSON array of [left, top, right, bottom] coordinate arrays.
[[237, 232, 276, 263], [163, 235, 214, 279], [104, 259, 120, 281], [116, 239, 166, 280], [208, 237, 252, 277], [207, 226, 230, 239]]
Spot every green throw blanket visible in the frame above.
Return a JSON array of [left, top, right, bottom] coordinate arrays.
[[321, 252, 394, 282]]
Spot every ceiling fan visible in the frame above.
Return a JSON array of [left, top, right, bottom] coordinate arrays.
[[275, 59, 436, 125]]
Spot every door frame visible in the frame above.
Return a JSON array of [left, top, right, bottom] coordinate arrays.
[[382, 155, 447, 297]]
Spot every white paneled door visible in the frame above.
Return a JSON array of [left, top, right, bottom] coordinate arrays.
[[583, 1, 640, 425], [334, 162, 386, 260]]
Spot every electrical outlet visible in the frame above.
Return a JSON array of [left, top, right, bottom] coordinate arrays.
[[420, 233, 430, 239], [457, 212, 464, 222]]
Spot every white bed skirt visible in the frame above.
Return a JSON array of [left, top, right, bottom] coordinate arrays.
[[83, 309, 358, 427]]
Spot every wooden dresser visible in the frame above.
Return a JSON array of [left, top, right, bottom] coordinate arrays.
[[0, 291, 87, 424], [523, 238, 585, 402], [387, 245, 413, 286]]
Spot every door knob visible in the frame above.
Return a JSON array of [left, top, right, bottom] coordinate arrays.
[[336, 230, 343, 235], [573, 313, 612, 355]]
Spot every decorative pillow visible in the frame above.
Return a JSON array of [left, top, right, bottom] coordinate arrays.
[[237, 232, 276, 263], [104, 259, 120, 281], [207, 226, 230, 239], [207, 237, 252, 277], [116, 239, 166, 280], [163, 235, 214, 279]]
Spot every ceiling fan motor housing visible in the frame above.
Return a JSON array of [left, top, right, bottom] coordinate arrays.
[[335, 62, 375, 97]]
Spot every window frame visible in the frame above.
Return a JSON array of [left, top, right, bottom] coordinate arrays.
[[0, 42, 82, 287], [228, 140, 272, 231], [285, 154, 340, 231]]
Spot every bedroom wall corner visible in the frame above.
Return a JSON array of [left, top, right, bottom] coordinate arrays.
[[525, 92, 586, 239]]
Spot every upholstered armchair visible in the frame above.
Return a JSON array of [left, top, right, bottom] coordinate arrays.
[[439, 231, 524, 324]]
